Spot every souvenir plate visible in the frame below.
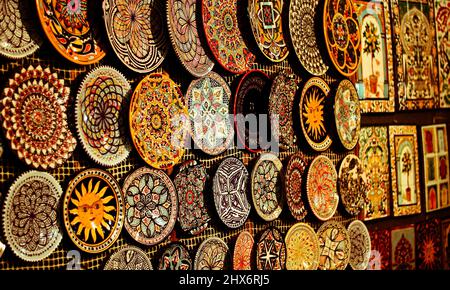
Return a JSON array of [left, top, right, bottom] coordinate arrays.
[[416, 219, 441, 270], [233, 230, 254, 270], [368, 229, 390, 270], [338, 154, 367, 216], [104, 246, 153, 270], [194, 237, 229, 270], [63, 169, 124, 253], [2, 171, 62, 262], [158, 243, 192, 270], [391, 225, 415, 270], [1, 65, 77, 170], [347, 220, 371, 270], [283, 152, 308, 220], [317, 221, 350, 270], [256, 227, 286, 270], [285, 223, 319, 270]]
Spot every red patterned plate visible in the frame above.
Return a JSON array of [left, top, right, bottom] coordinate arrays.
[[283, 152, 308, 220], [256, 227, 286, 270], [158, 243, 192, 270], [347, 220, 371, 270], [233, 230, 254, 270], [317, 221, 350, 270], [194, 237, 229, 270], [338, 154, 367, 216]]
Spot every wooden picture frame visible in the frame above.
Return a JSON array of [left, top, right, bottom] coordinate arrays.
[[435, 0, 450, 107]]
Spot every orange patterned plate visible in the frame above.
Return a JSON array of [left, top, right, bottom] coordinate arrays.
[[233, 230, 254, 270], [285, 223, 319, 270]]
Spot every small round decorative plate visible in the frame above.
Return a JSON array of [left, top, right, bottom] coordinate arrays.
[[202, 0, 255, 74], [167, 0, 214, 77], [104, 246, 153, 270], [251, 153, 283, 221], [174, 160, 210, 235], [129, 73, 188, 169], [194, 237, 229, 270], [289, 0, 328, 76], [233, 230, 254, 270], [317, 221, 351, 270], [323, 0, 361, 76], [256, 227, 286, 270], [285, 223, 319, 270], [2, 171, 62, 262], [36, 0, 105, 65], [63, 169, 124, 253], [186, 72, 234, 155], [338, 154, 367, 216], [76, 66, 132, 167], [299, 77, 332, 152], [283, 152, 308, 220], [1, 65, 77, 170], [159, 243, 192, 270], [122, 167, 178, 246], [247, 0, 289, 62], [103, 0, 169, 73], [347, 220, 371, 270], [306, 155, 338, 221], [213, 157, 251, 228]]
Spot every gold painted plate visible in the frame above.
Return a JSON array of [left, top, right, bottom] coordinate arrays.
[[104, 245, 153, 270], [194, 237, 229, 270], [285, 223, 319, 270], [317, 221, 351, 270]]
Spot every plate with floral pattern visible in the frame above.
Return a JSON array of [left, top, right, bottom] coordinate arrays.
[[283, 152, 308, 220], [338, 154, 367, 216], [317, 221, 351, 270], [104, 245, 153, 270], [256, 227, 286, 270], [233, 230, 254, 270], [194, 237, 229, 270], [285, 223, 319, 270], [347, 220, 371, 270], [158, 243, 192, 270]]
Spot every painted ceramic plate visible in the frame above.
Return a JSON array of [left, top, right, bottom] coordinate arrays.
[[347, 220, 371, 270], [299, 77, 332, 152], [36, 0, 105, 64], [284, 153, 308, 220], [63, 169, 124, 253], [76, 66, 132, 167], [158, 243, 192, 270], [285, 223, 319, 270], [213, 157, 251, 228], [104, 246, 153, 270], [1, 65, 77, 170], [202, 0, 255, 74], [306, 155, 338, 221], [233, 230, 254, 270], [103, 0, 168, 73], [194, 237, 229, 270], [338, 154, 367, 216], [2, 171, 62, 262], [256, 227, 286, 270], [129, 73, 188, 169], [186, 72, 234, 155], [122, 167, 178, 246], [317, 221, 351, 270]]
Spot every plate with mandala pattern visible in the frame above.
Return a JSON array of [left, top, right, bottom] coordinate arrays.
[[233, 230, 254, 270], [194, 237, 229, 270], [158, 243, 192, 270], [338, 154, 367, 216], [285, 223, 319, 270], [283, 152, 308, 220], [256, 227, 286, 270], [317, 221, 351, 270], [104, 246, 153, 270], [348, 220, 371, 270]]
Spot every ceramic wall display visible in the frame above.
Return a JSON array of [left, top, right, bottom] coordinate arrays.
[[233, 230, 254, 270], [36, 0, 105, 64], [194, 237, 229, 270], [202, 0, 255, 74], [2, 171, 62, 262], [391, 225, 415, 270], [389, 126, 421, 216], [436, 0, 450, 107], [104, 246, 153, 270], [368, 229, 391, 270], [317, 221, 351, 270], [129, 73, 188, 169], [347, 220, 371, 270], [442, 218, 450, 269], [338, 154, 367, 216], [416, 219, 442, 270], [1, 65, 77, 170], [285, 223, 319, 270], [63, 169, 124, 253], [256, 227, 286, 270], [103, 0, 168, 73], [283, 152, 308, 220], [158, 243, 192, 270]]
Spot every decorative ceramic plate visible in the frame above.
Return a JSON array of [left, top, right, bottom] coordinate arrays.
[[158, 243, 192, 270], [347, 220, 371, 270], [251, 153, 283, 221], [334, 79, 361, 150], [129, 73, 188, 169], [76, 66, 132, 167], [338, 154, 367, 216], [2, 171, 62, 262], [317, 221, 351, 270], [36, 0, 105, 64], [289, 0, 328, 75], [256, 227, 286, 270], [167, 0, 214, 77], [103, 0, 168, 73], [104, 246, 153, 270], [323, 0, 361, 76], [283, 152, 308, 220], [122, 167, 178, 246], [213, 157, 251, 228], [285, 223, 319, 270], [63, 169, 124, 253], [233, 230, 254, 270], [248, 0, 289, 62], [194, 237, 229, 270], [186, 72, 234, 155], [202, 0, 255, 74], [299, 77, 332, 152], [306, 155, 338, 221], [1, 65, 77, 170]]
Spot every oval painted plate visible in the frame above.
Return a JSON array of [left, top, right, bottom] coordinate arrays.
[[306, 155, 338, 221], [347, 220, 371, 270], [338, 154, 367, 216], [285, 223, 319, 270], [104, 246, 153, 270], [194, 237, 229, 270], [2, 171, 62, 262], [63, 169, 124, 253], [158, 243, 192, 270], [283, 152, 308, 220], [233, 230, 254, 270], [129, 73, 188, 169], [256, 227, 286, 270], [317, 221, 351, 270], [122, 167, 178, 246]]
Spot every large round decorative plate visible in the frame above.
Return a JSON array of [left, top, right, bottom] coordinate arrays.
[[2, 171, 62, 262], [63, 169, 124, 253], [283, 152, 308, 220], [256, 227, 286, 270], [194, 237, 229, 270], [36, 0, 105, 64], [233, 230, 254, 270], [104, 246, 153, 270], [317, 221, 350, 270], [213, 157, 251, 228], [338, 154, 367, 216], [323, 0, 361, 76], [247, 0, 289, 62], [285, 223, 319, 270], [158, 243, 192, 270], [334, 79, 360, 150], [251, 153, 283, 221], [76, 66, 132, 167], [186, 72, 234, 155], [129, 73, 187, 169], [299, 77, 332, 152], [347, 220, 371, 270], [103, 0, 169, 73], [202, 0, 255, 74], [167, 0, 214, 77], [289, 0, 328, 76], [306, 155, 338, 221], [1, 65, 77, 170]]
